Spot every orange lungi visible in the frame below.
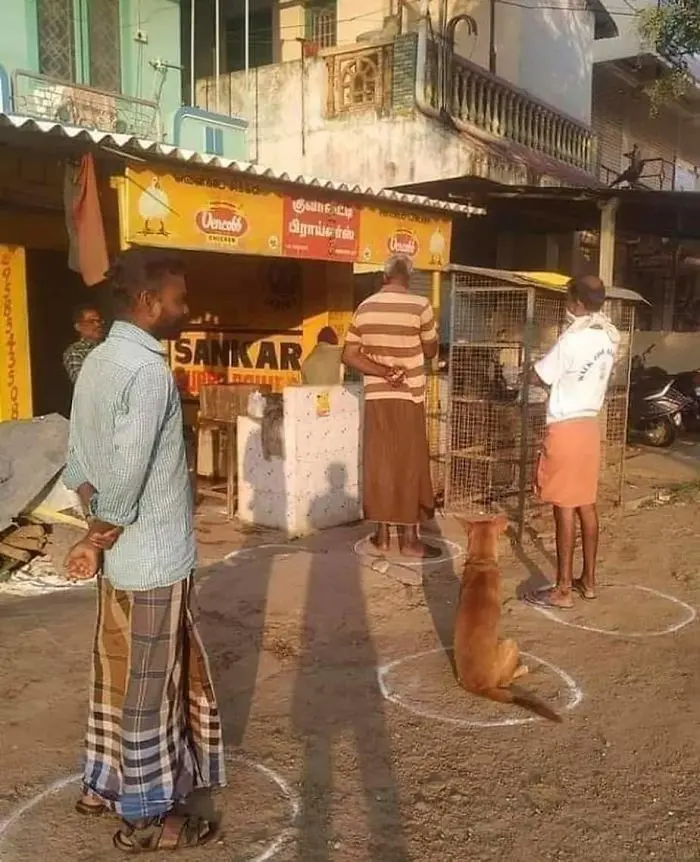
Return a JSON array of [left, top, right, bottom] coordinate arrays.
[[536, 417, 601, 508]]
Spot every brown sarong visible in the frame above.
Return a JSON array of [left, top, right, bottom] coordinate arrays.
[[83, 574, 226, 821], [536, 417, 601, 508], [363, 399, 434, 525]]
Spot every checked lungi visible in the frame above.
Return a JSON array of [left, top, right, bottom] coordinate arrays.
[[83, 574, 226, 822]]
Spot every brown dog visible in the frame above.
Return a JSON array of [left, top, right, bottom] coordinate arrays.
[[453, 515, 562, 723]]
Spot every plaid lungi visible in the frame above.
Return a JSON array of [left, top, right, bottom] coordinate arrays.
[[83, 574, 226, 822]]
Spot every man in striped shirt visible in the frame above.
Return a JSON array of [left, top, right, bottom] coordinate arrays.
[[62, 249, 224, 851], [343, 254, 439, 558]]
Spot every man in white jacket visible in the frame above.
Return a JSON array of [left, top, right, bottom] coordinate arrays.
[[527, 275, 619, 609]]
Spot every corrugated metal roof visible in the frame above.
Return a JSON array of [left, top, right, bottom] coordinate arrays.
[[446, 265, 647, 303], [0, 113, 484, 217]]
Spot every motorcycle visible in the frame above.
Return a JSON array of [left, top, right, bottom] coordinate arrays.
[[628, 344, 693, 447], [670, 368, 700, 432]]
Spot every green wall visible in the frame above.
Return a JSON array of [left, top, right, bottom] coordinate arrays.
[[0, 0, 183, 141]]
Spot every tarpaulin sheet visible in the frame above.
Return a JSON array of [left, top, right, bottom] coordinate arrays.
[[0, 414, 69, 533]]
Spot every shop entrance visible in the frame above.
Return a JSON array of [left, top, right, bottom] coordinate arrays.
[[25, 249, 97, 419]]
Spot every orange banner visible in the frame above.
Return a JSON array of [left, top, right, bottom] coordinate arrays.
[[358, 207, 451, 270], [121, 167, 453, 269], [123, 167, 284, 256], [0, 245, 32, 420]]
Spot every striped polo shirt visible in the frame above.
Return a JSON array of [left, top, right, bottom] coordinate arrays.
[[345, 289, 438, 403]]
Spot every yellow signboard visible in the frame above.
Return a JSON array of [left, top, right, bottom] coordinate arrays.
[[358, 207, 451, 270], [0, 245, 32, 420], [120, 166, 454, 270], [168, 330, 302, 397], [123, 167, 284, 256]]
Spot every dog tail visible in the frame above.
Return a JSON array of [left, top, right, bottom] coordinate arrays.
[[484, 686, 563, 723]]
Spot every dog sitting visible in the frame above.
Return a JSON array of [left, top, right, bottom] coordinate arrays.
[[453, 515, 562, 723]]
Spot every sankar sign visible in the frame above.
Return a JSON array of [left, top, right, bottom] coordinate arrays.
[[120, 167, 452, 269], [167, 330, 303, 397]]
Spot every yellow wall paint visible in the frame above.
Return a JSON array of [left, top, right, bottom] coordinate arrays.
[[0, 245, 33, 420]]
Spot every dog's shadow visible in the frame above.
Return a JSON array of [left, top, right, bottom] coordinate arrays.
[[509, 523, 556, 600]]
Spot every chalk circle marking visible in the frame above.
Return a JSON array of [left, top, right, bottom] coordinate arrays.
[[224, 544, 303, 566], [526, 583, 697, 638], [377, 648, 583, 728], [0, 752, 299, 862], [353, 535, 465, 568]]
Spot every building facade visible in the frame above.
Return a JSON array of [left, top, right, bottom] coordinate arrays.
[[192, 0, 616, 192], [591, 0, 700, 332]]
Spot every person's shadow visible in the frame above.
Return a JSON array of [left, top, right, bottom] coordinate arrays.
[[291, 462, 410, 861]]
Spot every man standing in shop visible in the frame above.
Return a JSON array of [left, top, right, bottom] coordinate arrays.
[[301, 326, 344, 385], [62, 303, 104, 385], [342, 254, 439, 558]]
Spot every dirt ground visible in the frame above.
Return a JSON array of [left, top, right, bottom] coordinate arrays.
[[2, 495, 700, 862]]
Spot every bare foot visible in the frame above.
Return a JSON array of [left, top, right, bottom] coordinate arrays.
[[370, 525, 391, 552], [399, 541, 442, 560], [573, 578, 597, 600]]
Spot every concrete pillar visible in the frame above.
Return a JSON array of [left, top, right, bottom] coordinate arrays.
[[598, 198, 619, 287]]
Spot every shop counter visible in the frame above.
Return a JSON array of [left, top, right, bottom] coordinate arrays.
[[237, 384, 362, 535]]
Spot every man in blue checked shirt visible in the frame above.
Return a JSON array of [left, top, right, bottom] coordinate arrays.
[[63, 248, 225, 852]]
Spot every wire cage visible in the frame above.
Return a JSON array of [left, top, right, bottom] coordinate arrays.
[[442, 266, 637, 538]]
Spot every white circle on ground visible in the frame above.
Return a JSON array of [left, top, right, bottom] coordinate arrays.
[[377, 648, 582, 727], [353, 535, 465, 568], [224, 544, 302, 566], [0, 753, 299, 862], [525, 584, 697, 638]]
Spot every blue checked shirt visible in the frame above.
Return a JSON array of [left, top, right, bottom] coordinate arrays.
[[63, 321, 196, 591]]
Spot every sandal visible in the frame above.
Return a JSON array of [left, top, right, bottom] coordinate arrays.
[[573, 579, 597, 600], [524, 588, 574, 610], [113, 813, 217, 853], [75, 794, 109, 817]]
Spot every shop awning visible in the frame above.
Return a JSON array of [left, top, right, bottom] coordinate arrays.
[[445, 265, 647, 303], [392, 178, 700, 239], [0, 113, 484, 219]]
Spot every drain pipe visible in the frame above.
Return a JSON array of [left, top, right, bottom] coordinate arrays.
[[414, 12, 477, 124], [414, 14, 443, 122]]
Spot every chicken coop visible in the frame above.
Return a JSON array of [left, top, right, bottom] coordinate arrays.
[[442, 266, 642, 539]]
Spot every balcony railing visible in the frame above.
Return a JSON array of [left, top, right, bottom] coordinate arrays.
[[426, 41, 596, 173], [12, 70, 160, 139]]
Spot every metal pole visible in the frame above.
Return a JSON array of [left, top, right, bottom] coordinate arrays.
[[190, 0, 195, 106], [517, 286, 535, 543], [489, 0, 497, 74], [245, 0, 250, 80], [215, 0, 221, 112]]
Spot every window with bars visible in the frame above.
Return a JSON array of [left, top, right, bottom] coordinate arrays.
[[306, 0, 337, 49], [37, 0, 75, 81], [89, 0, 122, 92], [37, 0, 122, 93]]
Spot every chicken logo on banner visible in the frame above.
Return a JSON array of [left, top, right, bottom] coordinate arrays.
[[138, 176, 171, 237]]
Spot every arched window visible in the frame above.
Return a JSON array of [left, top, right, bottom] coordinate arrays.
[[306, 0, 337, 49], [340, 55, 379, 109]]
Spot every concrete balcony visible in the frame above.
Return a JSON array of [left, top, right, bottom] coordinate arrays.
[[12, 70, 160, 138], [426, 43, 596, 173]]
